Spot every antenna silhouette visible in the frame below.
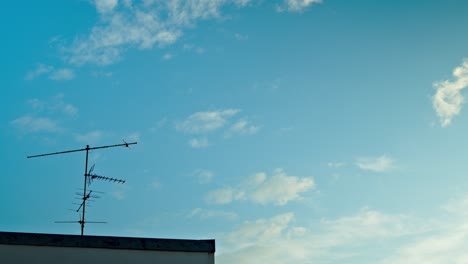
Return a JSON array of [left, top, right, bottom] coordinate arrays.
[[27, 141, 137, 236], [86, 165, 126, 186]]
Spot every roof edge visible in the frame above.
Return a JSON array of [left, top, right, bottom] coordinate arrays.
[[0, 231, 215, 253]]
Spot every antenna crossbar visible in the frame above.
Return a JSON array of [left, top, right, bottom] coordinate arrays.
[[27, 142, 137, 159], [27, 141, 136, 236]]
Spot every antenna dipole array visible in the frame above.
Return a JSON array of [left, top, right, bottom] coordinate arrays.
[[27, 141, 137, 235]]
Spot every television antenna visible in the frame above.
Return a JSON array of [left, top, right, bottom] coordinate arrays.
[[27, 141, 137, 236]]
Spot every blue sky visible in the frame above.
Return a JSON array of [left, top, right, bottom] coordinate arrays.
[[3, 0, 468, 263]]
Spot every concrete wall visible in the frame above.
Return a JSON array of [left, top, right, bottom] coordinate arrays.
[[0, 232, 215, 264], [0, 244, 214, 264]]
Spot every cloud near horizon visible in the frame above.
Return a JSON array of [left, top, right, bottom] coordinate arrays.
[[218, 194, 468, 263], [217, 207, 420, 264]]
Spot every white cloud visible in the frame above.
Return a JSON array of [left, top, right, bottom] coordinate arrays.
[[92, 71, 114, 78], [11, 95, 77, 134], [75, 130, 104, 144], [433, 59, 468, 127], [48, 68, 75, 80], [214, 193, 468, 264], [177, 109, 240, 134], [112, 190, 126, 200], [327, 162, 345, 168], [126, 132, 140, 142], [183, 44, 205, 54], [25, 64, 53, 80], [151, 180, 162, 189], [378, 195, 468, 264], [206, 169, 314, 206], [162, 53, 173, 60], [121, 0, 132, 8], [194, 169, 215, 184], [205, 187, 240, 204], [217, 208, 420, 264], [149, 117, 167, 132], [177, 109, 259, 147], [188, 208, 238, 220], [25, 64, 75, 81], [50, 94, 78, 116], [94, 0, 118, 14], [222, 213, 295, 249], [249, 169, 314, 205], [62, 104, 78, 115], [27, 98, 45, 111], [189, 138, 209, 148], [225, 119, 260, 137], [11, 116, 60, 133], [67, 0, 244, 65], [65, 0, 319, 66], [234, 33, 248, 41], [356, 155, 395, 172], [278, 0, 322, 12]]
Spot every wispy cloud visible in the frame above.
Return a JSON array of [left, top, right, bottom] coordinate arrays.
[[218, 200, 468, 264], [379, 195, 468, 264], [433, 59, 468, 127], [188, 208, 238, 220], [125, 132, 140, 142], [11, 95, 78, 134], [24, 64, 53, 80], [65, 0, 242, 65], [189, 138, 209, 148], [327, 162, 345, 168], [75, 130, 104, 144], [356, 155, 395, 172], [177, 109, 240, 134], [112, 190, 126, 200], [277, 0, 322, 13], [149, 117, 167, 132], [222, 212, 295, 249], [48, 68, 75, 80], [25, 64, 75, 81], [206, 187, 242, 205], [26, 94, 78, 116], [177, 109, 260, 147], [217, 208, 421, 264], [151, 180, 162, 189], [225, 119, 260, 137], [183, 44, 205, 54], [94, 0, 118, 14], [162, 53, 173, 60], [234, 32, 248, 41], [193, 169, 215, 184], [63, 0, 319, 66], [11, 116, 61, 133], [206, 169, 314, 206]]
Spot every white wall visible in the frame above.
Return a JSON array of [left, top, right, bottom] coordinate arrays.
[[0, 244, 215, 264]]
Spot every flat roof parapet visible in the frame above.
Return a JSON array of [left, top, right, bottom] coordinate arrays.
[[0, 231, 215, 253]]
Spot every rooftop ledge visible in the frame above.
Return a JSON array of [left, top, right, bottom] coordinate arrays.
[[0, 231, 215, 253]]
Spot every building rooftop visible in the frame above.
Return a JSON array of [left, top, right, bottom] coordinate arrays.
[[0, 231, 215, 253]]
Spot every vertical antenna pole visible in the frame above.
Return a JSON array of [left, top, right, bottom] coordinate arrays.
[[81, 145, 89, 236], [27, 141, 137, 235]]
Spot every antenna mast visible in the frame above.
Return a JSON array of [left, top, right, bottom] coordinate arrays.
[[28, 141, 137, 236]]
